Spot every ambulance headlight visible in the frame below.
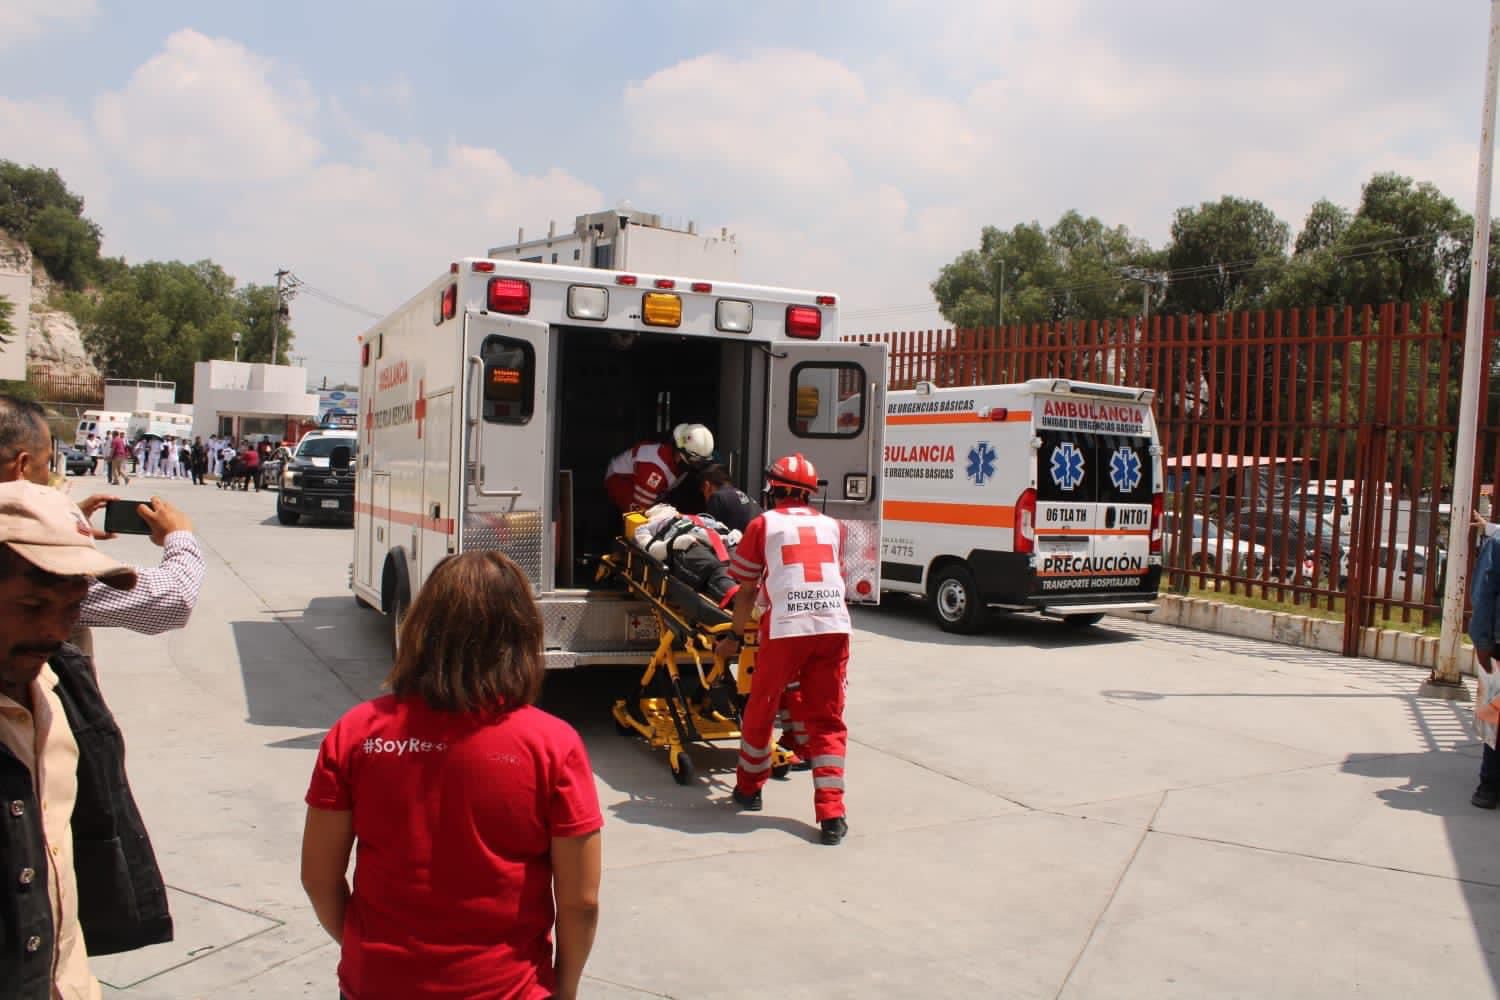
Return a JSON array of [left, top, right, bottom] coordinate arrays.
[[284, 468, 300, 487], [715, 299, 753, 333], [567, 285, 608, 321], [844, 474, 868, 501]]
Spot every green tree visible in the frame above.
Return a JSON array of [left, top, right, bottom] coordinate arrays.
[[0, 160, 105, 291], [27, 204, 102, 290], [83, 260, 241, 397], [1337, 173, 1467, 305], [1162, 196, 1290, 315], [932, 211, 1150, 328], [233, 284, 294, 364], [0, 161, 83, 236]]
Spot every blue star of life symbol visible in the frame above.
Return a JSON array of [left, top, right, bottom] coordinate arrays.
[[1109, 447, 1143, 493], [966, 441, 997, 485], [1050, 441, 1085, 491]]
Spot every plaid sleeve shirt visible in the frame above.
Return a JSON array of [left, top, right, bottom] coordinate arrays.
[[79, 531, 206, 634]]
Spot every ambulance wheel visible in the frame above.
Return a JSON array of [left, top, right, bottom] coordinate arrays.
[[1063, 613, 1105, 628], [670, 751, 695, 785], [276, 503, 300, 526], [930, 564, 982, 634]]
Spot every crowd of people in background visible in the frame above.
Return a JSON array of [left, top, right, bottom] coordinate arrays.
[[73, 431, 291, 491]]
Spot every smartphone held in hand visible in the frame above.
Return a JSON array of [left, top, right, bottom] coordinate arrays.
[[103, 499, 154, 536]]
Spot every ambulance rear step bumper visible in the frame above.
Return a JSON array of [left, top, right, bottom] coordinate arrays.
[[1038, 601, 1159, 616], [544, 650, 655, 670]]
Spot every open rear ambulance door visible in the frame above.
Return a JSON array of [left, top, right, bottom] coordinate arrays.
[[766, 341, 888, 604], [462, 313, 552, 590]]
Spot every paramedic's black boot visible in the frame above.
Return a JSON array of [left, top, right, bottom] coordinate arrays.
[[1472, 784, 1499, 810], [732, 787, 763, 811], [820, 817, 848, 846]]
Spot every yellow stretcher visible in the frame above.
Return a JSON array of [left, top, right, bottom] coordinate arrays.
[[597, 514, 795, 784]]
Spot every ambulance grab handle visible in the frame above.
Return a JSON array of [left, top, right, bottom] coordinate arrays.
[[464, 354, 524, 500]]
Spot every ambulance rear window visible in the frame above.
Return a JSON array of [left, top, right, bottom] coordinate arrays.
[[789, 362, 864, 439], [482, 335, 535, 424]]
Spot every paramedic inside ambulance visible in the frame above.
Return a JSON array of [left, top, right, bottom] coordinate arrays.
[[716, 453, 852, 846], [605, 423, 715, 513]]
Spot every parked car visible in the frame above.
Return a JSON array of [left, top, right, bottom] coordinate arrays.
[[1230, 508, 1342, 581], [1339, 543, 1445, 599], [1166, 513, 1266, 575], [61, 446, 93, 476], [260, 446, 293, 491], [276, 431, 357, 525]]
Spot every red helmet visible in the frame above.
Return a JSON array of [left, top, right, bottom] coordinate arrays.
[[766, 453, 819, 493]]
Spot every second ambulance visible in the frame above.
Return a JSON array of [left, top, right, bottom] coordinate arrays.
[[880, 378, 1163, 632]]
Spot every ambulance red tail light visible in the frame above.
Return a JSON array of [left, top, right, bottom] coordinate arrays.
[[653, 278, 676, 289], [616, 274, 638, 286], [441, 283, 457, 321], [786, 306, 822, 339], [470, 260, 496, 273], [691, 282, 713, 293], [987, 407, 1010, 421], [486, 278, 531, 314], [816, 294, 837, 306], [1150, 493, 1165, 554], [1015, 487, 1037, 555]]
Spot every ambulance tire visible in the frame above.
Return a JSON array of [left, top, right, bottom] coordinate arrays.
[[276, 503, 300, 525], [384, 555, 412, 657], [930, 563, 983, 634], [1062, 613, 1105, 628]]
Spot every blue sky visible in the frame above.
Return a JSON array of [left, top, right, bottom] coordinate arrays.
[[1, 0, 1488, 385]]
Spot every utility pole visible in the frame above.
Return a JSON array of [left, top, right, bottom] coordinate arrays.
[[1429, 0, 1500, 700], [992, 258, 1006, 329], [271, 268, 300, 365]]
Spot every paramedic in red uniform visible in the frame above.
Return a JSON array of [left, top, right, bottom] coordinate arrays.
[[300, 550, 603, 1000], [718, 453, 851, 846], [605, 422, 715, 512]]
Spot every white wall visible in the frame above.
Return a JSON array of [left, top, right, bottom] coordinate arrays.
[[0, 267, 31, 382], [103, 384, 176, 411], [191, 361, 318, 440], [620, 226, 740, 280]]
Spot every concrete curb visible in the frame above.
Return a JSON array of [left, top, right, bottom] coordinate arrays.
[[1128, 594, 1471, 675]]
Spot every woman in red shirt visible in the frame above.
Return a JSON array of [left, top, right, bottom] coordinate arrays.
[[301, 551, 603, 999]]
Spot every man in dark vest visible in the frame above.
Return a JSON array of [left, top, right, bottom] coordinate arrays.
[[0, 481, 172, 999]]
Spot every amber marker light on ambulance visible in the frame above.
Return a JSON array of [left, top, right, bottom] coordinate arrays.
[[641, 292, 682, 327]]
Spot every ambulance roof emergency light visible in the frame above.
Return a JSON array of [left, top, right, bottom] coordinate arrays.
[[487, 278, 531, 314], [641, 292, 682, 327], [716, 299, 752, 333], [567, 285, 608, 321], [785, 305, 822, 339]]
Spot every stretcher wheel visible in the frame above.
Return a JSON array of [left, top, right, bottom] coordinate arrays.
[[771, 763, 791, 780], [670, 751, 695, 785], [614, 715, 635, 737]]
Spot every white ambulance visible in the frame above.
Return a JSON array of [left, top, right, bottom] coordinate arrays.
[[74, 410, 131, 446], [880, 379, 1163, 632], [351, 258, 887, 666]]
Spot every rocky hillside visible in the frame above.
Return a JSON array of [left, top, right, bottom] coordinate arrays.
[[0, 231, 98, 380]]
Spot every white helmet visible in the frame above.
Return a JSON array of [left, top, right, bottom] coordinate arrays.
[[672, 423, 715, 463]]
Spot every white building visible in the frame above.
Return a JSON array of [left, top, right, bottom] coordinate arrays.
[[191, 360, 319, 443], [487, 208, 740, 280], [103, 378, 179, 413], [0, 239, 31, 382]]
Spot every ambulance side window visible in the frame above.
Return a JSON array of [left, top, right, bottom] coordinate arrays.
[[481, 335, 535, 424], [789, 362, 864, 439]]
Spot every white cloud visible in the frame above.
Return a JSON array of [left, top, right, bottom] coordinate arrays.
[[93, 29, 321, 182], [0, 97, 113, 224], [0, 0, 96, 52]]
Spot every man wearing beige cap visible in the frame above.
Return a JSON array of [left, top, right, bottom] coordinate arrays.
[[0, 482, 173, 1000], [0, 395, 204, 643]]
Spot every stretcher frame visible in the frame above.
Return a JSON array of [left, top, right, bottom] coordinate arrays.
[[598, 535, 794, 784]]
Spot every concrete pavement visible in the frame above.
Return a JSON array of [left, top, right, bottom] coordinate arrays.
[[61, 473, 1500, 998]]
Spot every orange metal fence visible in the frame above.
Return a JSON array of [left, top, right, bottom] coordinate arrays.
[[847, 301, 1500, 654]]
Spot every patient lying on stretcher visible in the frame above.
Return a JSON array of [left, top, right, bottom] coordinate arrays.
[[632, 504, 743, 607]]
